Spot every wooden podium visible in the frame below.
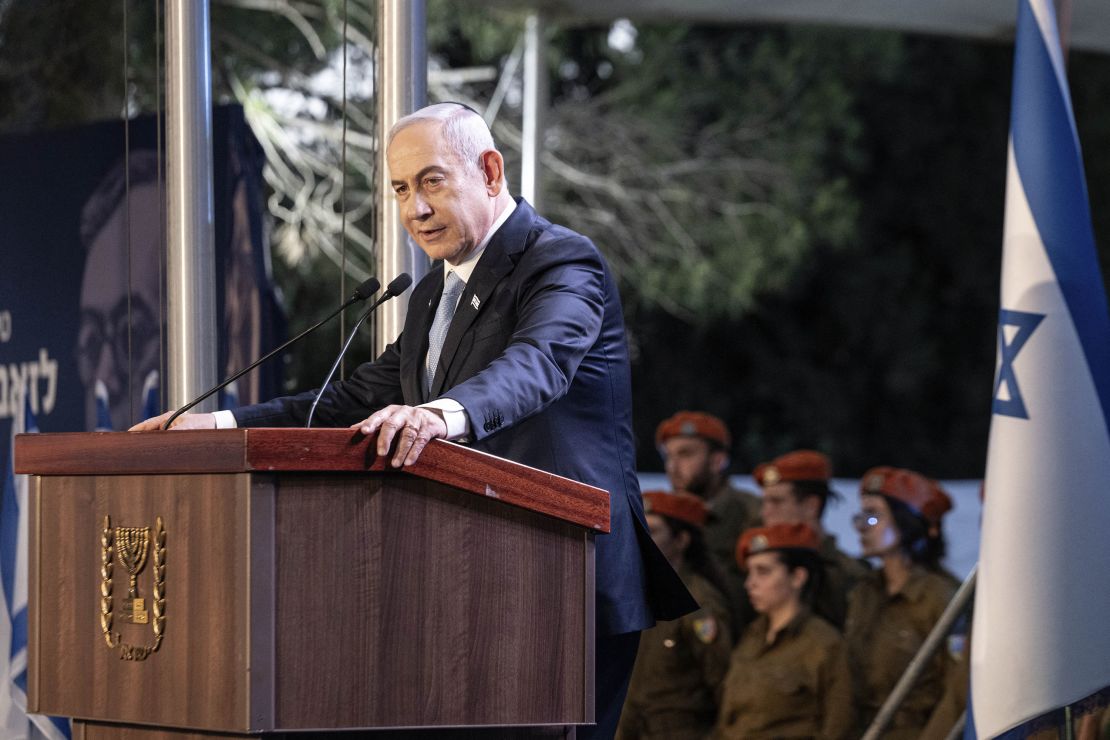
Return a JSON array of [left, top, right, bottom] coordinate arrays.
[[14, 429, 606, 739]]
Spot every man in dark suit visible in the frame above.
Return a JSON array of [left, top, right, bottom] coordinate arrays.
[[133, 102, 694, 738]]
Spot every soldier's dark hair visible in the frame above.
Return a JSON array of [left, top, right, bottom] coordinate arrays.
[[658, 516, 730, 602], [789, 480, 841, 518], [885, 495, 947, 570], [770, 548, 825, 606]]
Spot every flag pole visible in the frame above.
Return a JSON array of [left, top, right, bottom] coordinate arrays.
[[1056, 0, 1072, 62], [1056, 8, 1074, 736]]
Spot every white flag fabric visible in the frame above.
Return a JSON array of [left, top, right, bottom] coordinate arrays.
[[971, 0, 1110, 737], [1, 393, 69, 739]]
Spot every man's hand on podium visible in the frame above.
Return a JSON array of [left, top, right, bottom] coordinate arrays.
[[352, 405, 448, 468], [129, 411, 217, 431]]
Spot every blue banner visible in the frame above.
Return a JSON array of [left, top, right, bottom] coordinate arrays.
[[0, 105, 283, 735]]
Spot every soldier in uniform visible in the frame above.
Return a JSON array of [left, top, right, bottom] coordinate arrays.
[[617, 491, 733, 740], [844, 466, 967, 739], [754, 449, 868, 630], [714, 522, 855, 740], [655, 411, 761, 628]]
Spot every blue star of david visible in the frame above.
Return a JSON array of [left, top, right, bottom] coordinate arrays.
[[993, 308, 1046, 419]]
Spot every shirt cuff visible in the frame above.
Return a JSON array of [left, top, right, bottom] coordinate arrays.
[[419, 398, 470, 440], [213, 410, 238, 429]]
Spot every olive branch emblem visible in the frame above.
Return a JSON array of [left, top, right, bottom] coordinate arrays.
[[100, 515, 166, 661]]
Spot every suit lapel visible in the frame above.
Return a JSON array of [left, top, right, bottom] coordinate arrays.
[[429, 200, 536, 398]]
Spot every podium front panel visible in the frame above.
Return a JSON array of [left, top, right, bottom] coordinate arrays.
[[266, 473, 591, 729], [30, 472, 253, 730], [28, 465, 594, 733]]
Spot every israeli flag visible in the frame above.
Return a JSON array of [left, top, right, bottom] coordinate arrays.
[[1, 393, 69, 738], [971, 0, 1110, 736]]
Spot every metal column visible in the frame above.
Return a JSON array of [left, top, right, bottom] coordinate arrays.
[[520, 11, 547, 208], [375, 0, 428, 355], [164, 0, 218, 410]]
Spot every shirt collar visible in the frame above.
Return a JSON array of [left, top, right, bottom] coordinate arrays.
[[443, 200, 516, 285], [752, 608, 811, 651], [897, 566, 930, 603]]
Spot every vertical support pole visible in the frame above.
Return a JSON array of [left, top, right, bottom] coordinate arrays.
[[375, 0, 428, 355], [521, 11, 547, 209], [165, 0, 217, 410], [1056, 0, 1072, 63]]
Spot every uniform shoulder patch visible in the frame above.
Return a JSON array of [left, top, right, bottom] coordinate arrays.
[[947, 633, 967, 661], [692, 615, 718, 644]]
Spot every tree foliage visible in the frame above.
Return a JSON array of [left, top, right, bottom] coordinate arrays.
[[619, 29, 1014, 477]]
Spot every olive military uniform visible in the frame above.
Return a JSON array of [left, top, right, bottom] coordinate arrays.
[[617, 568, 733, 740], [705, 482, 762, 567], [705, 481, 762, 629], [845, 566, 966, 739], [814, 533, 869, 631], [714, 609, 855, 740]]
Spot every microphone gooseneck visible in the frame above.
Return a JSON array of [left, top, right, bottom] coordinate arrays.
[[305, 273, 413, 429], [161, 276, 381, 430]]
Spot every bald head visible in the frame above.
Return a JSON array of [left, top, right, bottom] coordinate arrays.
[[388, 103, 503, 185]]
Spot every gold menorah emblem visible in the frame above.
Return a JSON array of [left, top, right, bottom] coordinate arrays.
[[116, 526, 150, 624], [100, 515, 167, 661]]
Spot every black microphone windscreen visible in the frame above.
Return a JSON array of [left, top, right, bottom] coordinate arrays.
[[352, 276, 381, 301], [386, 273, 413, 297]]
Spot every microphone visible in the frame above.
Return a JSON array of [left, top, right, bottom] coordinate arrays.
[[161, 276, 382, 429], [306, 273, 413, 428]]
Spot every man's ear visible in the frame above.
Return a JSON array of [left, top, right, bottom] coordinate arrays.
[[801, 494, 822, 522], [790, 566, 809, 592], [677, 528, 692, 555], [710, 449, 730, 475], [479, 150, 505, 195]]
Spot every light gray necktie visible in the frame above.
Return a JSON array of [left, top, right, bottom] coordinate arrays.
[[425, 271, 465, 395]]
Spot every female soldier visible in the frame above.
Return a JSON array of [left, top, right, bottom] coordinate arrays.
[[714, 523, 855, 740], [616, 491, 733, 740], [845, 466, 965, 739]]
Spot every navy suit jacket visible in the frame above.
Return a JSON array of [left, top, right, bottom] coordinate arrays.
[[234, 198, 695, 634]]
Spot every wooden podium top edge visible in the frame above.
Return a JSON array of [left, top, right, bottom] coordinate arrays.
[[14, 429, 610, 533]]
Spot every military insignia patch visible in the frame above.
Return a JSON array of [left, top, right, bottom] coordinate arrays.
[[762, 466, 781, 485], [692, 616, 718, 644]]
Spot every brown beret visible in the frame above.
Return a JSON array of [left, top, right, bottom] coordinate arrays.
[[655, 411, 731, 449], [642, 490, 708, 528], [859, 466, 953, 524], [737, 522, 820, 566], [754, 450, 832, 486]]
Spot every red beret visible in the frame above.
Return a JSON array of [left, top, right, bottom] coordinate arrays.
[[754, 450, 832, 486], [737, 522, 820, 566], [643, 490, 708, 528], [655, 411, 731, 449], [859, 466, 953, 524]]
